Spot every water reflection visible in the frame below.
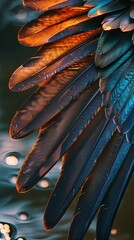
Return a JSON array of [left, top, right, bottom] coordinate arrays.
[[0, 134, 71, 240], [5, 155, 19, 166]]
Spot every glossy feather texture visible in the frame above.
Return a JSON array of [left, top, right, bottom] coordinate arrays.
[[9, 0, 134, 239]]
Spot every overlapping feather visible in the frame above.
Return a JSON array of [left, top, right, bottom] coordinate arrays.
[[87, 0, 134, 37], [9, 0, 134, 240], [96, 30, 134, 142], [23, 0, 84, 11], [68, 132, 132, 240], [96, 145, 134, 240]]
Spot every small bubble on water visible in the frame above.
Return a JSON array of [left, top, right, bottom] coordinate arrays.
[[11, 175, 17, 184], [5, 155, 18, 166], [39, 179, 49, 188], [111, 228, 118, 235], [18, 213, 29, 221]]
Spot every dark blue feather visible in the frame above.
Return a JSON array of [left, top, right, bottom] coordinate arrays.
[[96, 145, 134, 240], [44, 111, 115, 230], [68, 133, 131, 240]]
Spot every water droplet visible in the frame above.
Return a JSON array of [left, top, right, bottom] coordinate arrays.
[[111, 228, 118, 235], [39, 179, 49, 188], [3, 224, 10, 233], [16, 10, 27, 20], [18, 213, 29, 221], [11, 175, 17, 184], [0, 223, 4, 229], [0, 222, 12, 240], [5, 154, 18, 166]]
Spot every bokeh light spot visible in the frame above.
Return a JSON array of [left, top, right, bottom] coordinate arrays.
[[16, 10, 27, 20], [5, 155, 18, 166], [111, 228, 118, 235], [19, 213, 28, 221], [39, 179, 49, 188], [0, 222, 11, 240], [11, 176, 17, 184]]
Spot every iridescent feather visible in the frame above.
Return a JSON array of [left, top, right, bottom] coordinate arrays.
[[9, 0, 134, 239]]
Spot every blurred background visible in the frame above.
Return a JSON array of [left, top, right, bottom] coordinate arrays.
[[0, 1, 134, 239]]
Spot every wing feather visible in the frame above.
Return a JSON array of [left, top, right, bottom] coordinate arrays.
[[10, 58, 98, 139], [16, 81, 100, 192], [96, 146, 134, 240], [23, 0, 84, 11], [9, 29, 101, 91], [44, 110, 115, 230], [68, 132, 131, 240]]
